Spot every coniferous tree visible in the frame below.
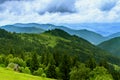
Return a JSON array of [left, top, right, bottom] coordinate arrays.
[[86, 58, 96, 70], [59, 54, 71, 80], [30, 53, 39, 73], [46, 54, 56, 78], [46, 64, 56, 78], [99, 59, 109, 69]]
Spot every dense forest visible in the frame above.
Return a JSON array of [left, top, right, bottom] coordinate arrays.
[[0, 28, 120, 80]]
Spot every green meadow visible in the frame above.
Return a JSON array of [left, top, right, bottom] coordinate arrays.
[[0, 67, 53, 80]]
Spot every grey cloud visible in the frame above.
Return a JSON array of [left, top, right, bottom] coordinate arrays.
[[0, 0, 8, 4], [0, 0, 19, 4], [0, 0, 31, 4], [46, 5, 75, 13], [45, 0, 76, 13], [100, 1, 117, 11], [0, 6, 4, 12], [0, 0, 76, 14]]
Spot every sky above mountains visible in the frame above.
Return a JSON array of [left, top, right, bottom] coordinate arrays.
[[0, 0, 120, 26], [0, 0, 120, 35]]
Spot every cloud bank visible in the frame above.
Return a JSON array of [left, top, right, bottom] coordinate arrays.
[[0, 0, 120, 26]]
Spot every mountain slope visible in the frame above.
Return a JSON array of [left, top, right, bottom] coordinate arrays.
[[98, 37, 120, 56], [1, 23, 106, 45], [70, 29, 106, 45], [0, 28, 119, 65], [0, 67, 51, 80]]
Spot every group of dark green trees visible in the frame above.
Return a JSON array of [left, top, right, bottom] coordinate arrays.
[[0, 52, 120, 80], [0, 29, 120, 80]]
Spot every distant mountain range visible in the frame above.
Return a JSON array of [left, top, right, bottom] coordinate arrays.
[[1, 23, 120, 45], [1, 25, 45, 33], [64, 23, 120, 36]]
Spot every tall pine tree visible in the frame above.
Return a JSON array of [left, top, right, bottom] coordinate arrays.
[[30, 53, 39, 73]]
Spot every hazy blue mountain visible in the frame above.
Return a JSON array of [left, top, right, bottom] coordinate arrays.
[[63, 23, 120, 36], [1, 25, 45, 33], [46, 25, 107, 45], [70, 29, 106, 45], [14, 23, 56, 30], [1, 23, 107, 45], [107, 32, 120, 39], [98, 37, 120, 56]]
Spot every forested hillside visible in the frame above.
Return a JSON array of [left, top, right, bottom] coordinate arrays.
[[0, 29, 120, 80], [98, 37, 120, 56]]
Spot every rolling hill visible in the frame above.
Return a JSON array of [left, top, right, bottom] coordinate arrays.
[[98, 37, 120, 56]]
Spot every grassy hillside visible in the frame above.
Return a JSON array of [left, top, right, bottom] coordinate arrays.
[[0, 67, 52, 80]]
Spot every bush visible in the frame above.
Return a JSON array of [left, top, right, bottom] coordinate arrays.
[[20, 67, 31, 74], [0, 55, 5, 64], [89, 66, 113, 80], [12, 57, 26, 67], [41, 73, 46, 77], [0, 64, 5, 67], [19, 67, 24, 72], [33, 68, 46, 77], [7, 63, 15, 69], [70, 63, 91, 80], [7, 62, 17, 70]]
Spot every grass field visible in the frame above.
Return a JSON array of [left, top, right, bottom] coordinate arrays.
[[0, 67, 53, 80]]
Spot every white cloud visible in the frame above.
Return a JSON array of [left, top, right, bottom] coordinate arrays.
[[0, 0, 120, 26]]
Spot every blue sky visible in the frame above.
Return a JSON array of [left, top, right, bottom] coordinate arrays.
[[0, 0, 120, 35]]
